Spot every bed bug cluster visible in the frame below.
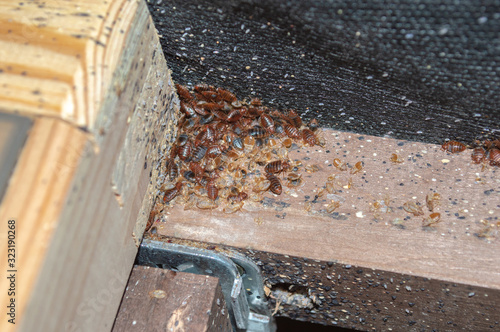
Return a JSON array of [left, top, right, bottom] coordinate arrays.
[[160, 84, 323, 212], [441, 139, 500, 168]]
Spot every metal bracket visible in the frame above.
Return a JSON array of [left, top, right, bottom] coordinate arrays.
[[137, 239, 275, 332]]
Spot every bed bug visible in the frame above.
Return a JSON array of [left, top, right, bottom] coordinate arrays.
[[403, 201, 424, 216], [217, 87, 237, 103], [308, 118, 319, 131], [425, 193, 441, 212], [260, 114, 275, 134], [202, 102, 224, 113], [206, 144, 226, 158], [226, 108, 242, 122], [489, 148, 500, 166], [163, 182, 183, 203], [177, 133, 189, 146], [266, 173, 282, 195], [274, 123, 286, 138], [422, 212, 441, 227], [441, 140, 466, 153], [265, 160, 290, 175], [212, 110, 227, 121], [350, 161, 364, 175], [284, 124, 301, 138], [206, 179, 218, 200], [177, 140, 192, 161], [200, 114, 215, 125], [390, 153, 404, 164], [192, 144, 208, 162], [302, 128, 316, 146], [471, 147, 486, 164], [250, 98, 262, 106], [180, 101, 197, 118], [176, 84, 194, 101], [249, 127, 268, 138], [286, 110, 302, 128], [194, 83, 214, 92], [232, 137, 245, 151], [197, 90, 221, 102], [165, 158, 179, 180], [189, 162, 204, 178]]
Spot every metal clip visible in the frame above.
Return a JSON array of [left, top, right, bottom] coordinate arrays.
[[137, 239, 275, 332]]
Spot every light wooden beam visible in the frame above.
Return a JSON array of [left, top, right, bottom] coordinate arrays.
[[0, 1, 179, 331]]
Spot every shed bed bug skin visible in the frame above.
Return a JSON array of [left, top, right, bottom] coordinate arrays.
[[441, 140, 466, 153], [350, 161, 364, 175], [390, 153, 404, 163], [425, 193, 441, 212], [403, 201, 424, 216], [422, 213, 441, 227]]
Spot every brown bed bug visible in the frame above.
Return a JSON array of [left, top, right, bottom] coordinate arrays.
[[216, 87, 237, 103], [180, 101, 197, 118], [202, 102, 224, 113], [265, 160, 290, 175], [471, 147, 486, 164], [163, 182, 183, 203], [206, 179, 219, 201], [308, 118, 319, 131], [189, 162, 204, 178], [206, 144, 226, 158], [260, 114, 275, 134], [441, 140, 466, 153], [286, 110, 302, 128], [192, 144, 208, 162], [250, 98, 262, 106], [177, 140, 192, 161], [176, 84, 193, 101], [284, 124, 301, 138], [266, 173, 282, 195], [226, 108, 242, 122], [489, 148, 500, 166], [212, 110, 227, 121], [165, 158, 179, 180], [249, 127, 268, 138], [302, 128, 316, 146], [197, 90, 221, 102], [194, 83, 214, 92]]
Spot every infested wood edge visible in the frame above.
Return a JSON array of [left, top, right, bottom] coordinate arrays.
[[112, 266, 231, 332], [153, 129, 499, 291], [0, 2, 177, 332]]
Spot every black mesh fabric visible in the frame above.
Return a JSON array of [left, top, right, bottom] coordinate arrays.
[[147, 0, 499, 144]]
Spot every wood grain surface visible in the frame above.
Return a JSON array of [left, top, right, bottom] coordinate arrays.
[[113, 266, 231, 332], [0, 1, 179, 331]]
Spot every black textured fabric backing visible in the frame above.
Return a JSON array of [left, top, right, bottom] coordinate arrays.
[[147, 0, 499, 144]]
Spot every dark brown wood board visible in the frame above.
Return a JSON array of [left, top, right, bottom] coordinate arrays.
[[113, 266, 231, 332]]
